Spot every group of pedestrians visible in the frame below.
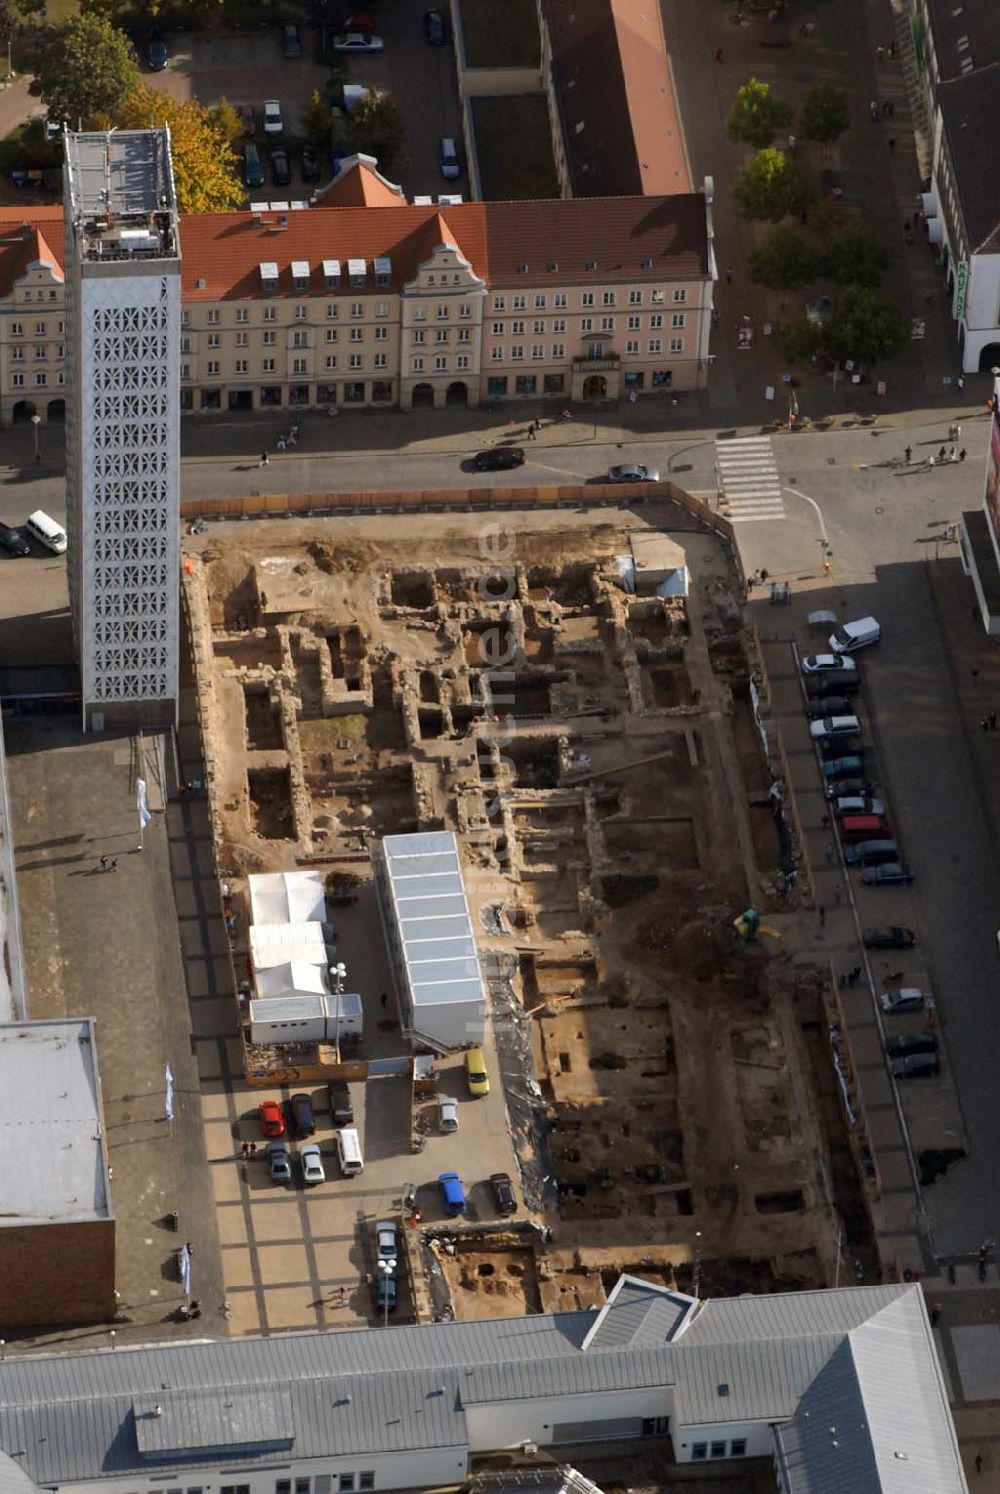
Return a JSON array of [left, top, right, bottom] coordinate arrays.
[[979, 714, 998, 734], [239, 1140, 259, 1158], [259, 420, 302, 465]]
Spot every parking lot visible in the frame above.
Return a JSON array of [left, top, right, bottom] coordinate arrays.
[[147, 2, 468, 201]]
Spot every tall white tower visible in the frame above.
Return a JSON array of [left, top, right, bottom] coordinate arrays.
[[63, 129, 181, 731]]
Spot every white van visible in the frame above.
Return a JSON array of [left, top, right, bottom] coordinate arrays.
[[336, 1126, 364, 1176], [829, 616, 880, 653], [25, 509, 67, 554]]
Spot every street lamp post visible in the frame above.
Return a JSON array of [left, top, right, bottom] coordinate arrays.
[[31, 413, 41, 464], [378, 1256, 396, 1328], [329, 961, 346, 1056]]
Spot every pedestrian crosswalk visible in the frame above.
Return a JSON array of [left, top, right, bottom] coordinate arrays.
[[716, 436, 785, 523]]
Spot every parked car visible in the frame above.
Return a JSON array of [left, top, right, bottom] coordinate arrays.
[[244, 143, 265, 189], [282, 21, 303, 57], [424, 8, 448, 43], [439, 1171, 466, 1216], [334, 31, 385, 51], [270, 148, 290, 187], [375, 1270, 398, 1314], [844, 838, 900, 868], [806, 696, 854, 719], [474, 447, 524, 470], [606, 462, 660, 483], [490, 1172, 517, 1215], [863, 926, 915, 950], [880, 987, 926, 1013], [439, 136, 461, 180], [810, 714, 861, 741], [376, 1218, 398, 1264], [465, 1047, 489, 1097], [806, 672, 861, 699], [290, 1092, 315, 1137], [819, 735, 864, 761], [822, 755, 866, 783], [885, 1031, 938, 1059], [840, 815, 893, 845], [148, 28, 168, 70], [863, 862, 914, 886], [239, 104, 257, 136], [263, 99, 284, 135], [268, 1140, 292, 1183], [802, 653, 858, 675], [258, 1099, 285, 1138], [890, 1051, 940, 1079], [834, 795, 885, 818], [825, 776, 872, 800], [438, 1095, 459, 1133], [0, 521, 31, 557], [341, 11, 376, 29], [301, 145, 321, 182], [829, 616, 881, 654], [300, 1142, 326, 1185], [327, 1081, 353, 1126]]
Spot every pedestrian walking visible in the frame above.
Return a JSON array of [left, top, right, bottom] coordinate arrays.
[[991, 713, 997, 730], [975, 1453, 983, 1475], [714, 46, 723, 61], [928, 455, 936, 468], [888, 99, 895, 116], [185, 1241, 194, 1258], [938, 446, 946, 460], [110, 858, 119, 871], [888, 41, 896, 58], [972, 666, 981, 679], [930, 1300, 942, 1328], [904, 445, 912, 463], [99, 855, 110, 872], [259, 451, 269, 467], [882, 100, 890, 116], [249, 1142, 257, 1157], [960, 448, 967, 462], [955, 422, 962, 439], [980, 716, 989, 733], [240, 1140, 249, 1158], [725, 267, 733, 284], [876, 44, 885, 62], [833, 884, 842, 906], [380, 991, 388, 1008], [888, 137, 896, 152], [818, 904, 826, 928], [824, 842, 835, 865], [957, 374, 965, 391], [277, 436, 286, 451]]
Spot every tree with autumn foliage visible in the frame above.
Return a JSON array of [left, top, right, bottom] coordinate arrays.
[[117, 85, 242, 213]]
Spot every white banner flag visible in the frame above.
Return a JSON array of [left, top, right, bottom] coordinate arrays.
[[180, 1242, 191, 1298], [137, 777, 151, 828], [165, 1063, 174, 1122]]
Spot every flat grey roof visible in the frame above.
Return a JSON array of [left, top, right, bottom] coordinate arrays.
[[0, 1019, 111, 1225], [381, 832, 486, 1020], [64, 129, 176, 221]]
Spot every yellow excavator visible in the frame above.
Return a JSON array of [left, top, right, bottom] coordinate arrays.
[[734, 907, 782, 944]]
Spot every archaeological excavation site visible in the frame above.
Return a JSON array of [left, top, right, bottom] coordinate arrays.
[[184, 501, 874, 1315]]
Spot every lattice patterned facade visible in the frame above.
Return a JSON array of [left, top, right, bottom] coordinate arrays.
[[64, 130, 181, 730]]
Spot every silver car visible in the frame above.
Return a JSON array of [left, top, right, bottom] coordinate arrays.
[[606, 463, 660, 483], [880, 988, 926, 1014], [268, 1140, 292, 1183], [300, 1142, 325, 1186], [438, 1095, 459, 1133]]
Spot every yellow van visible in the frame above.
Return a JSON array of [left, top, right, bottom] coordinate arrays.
[[465, 1047, 489, 1097]]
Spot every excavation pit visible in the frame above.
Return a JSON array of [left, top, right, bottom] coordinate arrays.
[[243, 686, 283, 752], [391, 571, 436, 609], [247, 766, 294, 841]]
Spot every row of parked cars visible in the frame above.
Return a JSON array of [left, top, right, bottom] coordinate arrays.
[[802, 623, 939, 1079]]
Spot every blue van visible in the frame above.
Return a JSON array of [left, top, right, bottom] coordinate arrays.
[[439, 1172, 466, 1217]]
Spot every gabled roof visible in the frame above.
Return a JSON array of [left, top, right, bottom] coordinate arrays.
[[937, 62, 1000, 253], [483, 194, 707, 283], [581, 1273, 694, 1349], [317, 155, 405, 208], [0, 221, 65, 298], [924, 0, 1000, 82]]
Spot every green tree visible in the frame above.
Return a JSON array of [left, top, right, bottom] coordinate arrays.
[[345, 87, 405, 173], [117, 86, 242, 213], [209, 96, 242, 147], [29, 14, 139, 126], [824, 222, 893, 288], [733, 148, 813, 222], [781, 314, 822, 362], [800, 83, 849, 143], [825, 287, 907, 366], [748, 225, 820, 288], [0, 0, 18, 56], [726, 77, 793, 148], [301, 88, 334, 147]]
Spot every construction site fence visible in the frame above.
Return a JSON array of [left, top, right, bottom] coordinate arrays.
[[180, 482, 739, 548]]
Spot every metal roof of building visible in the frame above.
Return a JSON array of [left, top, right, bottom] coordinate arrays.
[[381, 832, 486, 1021], [0, 1019, 111, 1226], [64, 130, 176, 222], [0, 1281, 964, 1494]]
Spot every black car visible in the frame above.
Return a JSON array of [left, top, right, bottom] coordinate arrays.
[[806, 672, 861, 700], [805, 695, 853, 720], [863, 926, 915, 950], [890, 1051, 939, 1079], [490, 1172, 516, 1215], [0, 521, 31, 557], [825, 777, 871, 800], [282, 21, 303, 57], [474, 447, 525, 471], [862, 862, 915, 887], [301, 145, 321, 183], [289, 1092, 315, 1137], [270, 148, 291, 187], [819, 734, 864, 760], [148, 28, 168, 69], [424, 8, 448, 43], [328, 1081, 354, 1126], [885, 1032, 938, 1059]]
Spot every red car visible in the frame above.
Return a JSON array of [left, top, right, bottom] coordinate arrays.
[[258, 1099, 285, 1138]]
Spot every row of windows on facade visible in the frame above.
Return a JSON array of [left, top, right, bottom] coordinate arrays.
[[158, 1472, 378, 1494], [183, 367, 672, 409], [93, 671, 170, 698], [690, 1438, 747, 1460], [182, 339, 686, 380]]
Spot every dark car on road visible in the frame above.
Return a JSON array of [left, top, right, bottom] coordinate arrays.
[[424, 8, 448, 43], [806, 672, 861, 699], [885, 1031, 937, 1059], [606, 462, 660, 483], [862, 862, 915, 886], [890, 1051, 940, 1079], [0, 521, 31, 557], [289, 1092, 315, 1137], [474, 447, 524, 471], [283, 21, 303, 57], [148, 28, 168, 69], [863, 926, 915, 950], [490, 1172, 516, 1215], [270, 148, 291, 187], [301, 145, 321, 182], [818, 734, 864, 760], [328, 1081, 354, 1126], [806, 695, 853, 719]]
